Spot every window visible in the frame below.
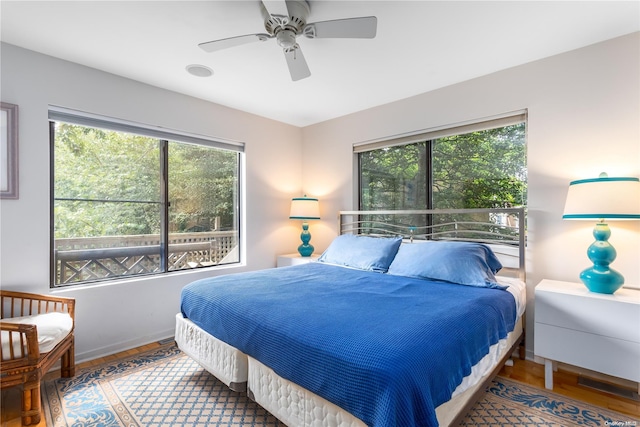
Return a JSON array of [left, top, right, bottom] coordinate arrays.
[[50, 108, 242, 287], [357, 113, 526, 231]]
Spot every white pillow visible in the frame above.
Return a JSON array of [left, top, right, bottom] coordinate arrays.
[[1, 312, 73, 359]]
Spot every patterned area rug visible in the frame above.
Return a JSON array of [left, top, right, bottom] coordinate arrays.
[[459, 381, 638, 427], [42, 343, 638, 427]]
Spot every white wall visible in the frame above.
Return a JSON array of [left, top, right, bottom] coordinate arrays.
[[302, 32, 640, 358], [0, 43, 303, 361], [2, 33, 639, 362]]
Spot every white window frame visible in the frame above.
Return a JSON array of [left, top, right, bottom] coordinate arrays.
[[49, 106, 245, 287], [354, 111, 527, 210]]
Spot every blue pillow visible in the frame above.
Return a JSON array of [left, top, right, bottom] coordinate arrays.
[[387, 241, 506, 289], [318, 234, 402, 273]]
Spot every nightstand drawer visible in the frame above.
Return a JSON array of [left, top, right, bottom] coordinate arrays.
[[535, 290, 640, 343], [535, 280, 640, 344], [534, 323, 640, 382]]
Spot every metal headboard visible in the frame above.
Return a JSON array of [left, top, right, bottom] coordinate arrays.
[[338, 208, 526, 282]]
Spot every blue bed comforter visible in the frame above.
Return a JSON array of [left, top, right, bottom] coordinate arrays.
[[180, 262, 516, 427]]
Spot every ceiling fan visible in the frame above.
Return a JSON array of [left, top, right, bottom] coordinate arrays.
[[198, 0, 377, 81]]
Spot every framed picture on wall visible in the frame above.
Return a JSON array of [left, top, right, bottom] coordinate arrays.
[[1, 102, 19, 199]]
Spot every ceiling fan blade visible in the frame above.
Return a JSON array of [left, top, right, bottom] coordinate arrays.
[[199, 34, 271, 53], [284, 46, 311, 81], [304, 16, 377, 39], [262, 0, 289, 18]]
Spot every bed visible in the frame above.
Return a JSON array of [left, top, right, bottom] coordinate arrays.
[[176, 208, 526, 426]]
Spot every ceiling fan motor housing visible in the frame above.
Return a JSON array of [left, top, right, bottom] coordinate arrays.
[[263, 0, 310, 37]]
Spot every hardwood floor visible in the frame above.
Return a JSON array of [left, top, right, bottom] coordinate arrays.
[[498, 358, 639, 418], [2, 342, 638, 426]]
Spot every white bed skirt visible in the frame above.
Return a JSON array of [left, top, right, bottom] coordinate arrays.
[[175, 313, 523, 426], [248, 356, 366, 427], [174, 313, 248, 392]]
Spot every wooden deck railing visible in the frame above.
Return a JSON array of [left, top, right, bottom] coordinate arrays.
[[53, 231, 237, 286]]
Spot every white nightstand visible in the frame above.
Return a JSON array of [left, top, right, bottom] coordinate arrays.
[[534, 279, 640, 391], [276, 253, 320, 267]]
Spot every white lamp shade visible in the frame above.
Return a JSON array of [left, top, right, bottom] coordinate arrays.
[[563, 176, 640, 220], [289, 197, 320, 220]]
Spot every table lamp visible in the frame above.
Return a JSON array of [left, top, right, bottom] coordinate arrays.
[[562, 173, 640, 294], [289, 196, 320, 257]]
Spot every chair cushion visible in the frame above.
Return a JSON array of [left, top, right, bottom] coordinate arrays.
[[1, 312, 73, 359]]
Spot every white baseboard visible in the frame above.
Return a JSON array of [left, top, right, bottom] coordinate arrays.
[[75, 328, 175, 364]]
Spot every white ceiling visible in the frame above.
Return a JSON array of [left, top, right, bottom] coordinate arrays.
[[1, 1, 639, 127]]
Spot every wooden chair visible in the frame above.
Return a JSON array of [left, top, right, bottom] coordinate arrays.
[[1, 290, 75, 426]]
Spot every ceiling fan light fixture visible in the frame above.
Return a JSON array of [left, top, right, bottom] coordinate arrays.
[[186, 64, 214, 77], [276, 30, 298, 49]]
